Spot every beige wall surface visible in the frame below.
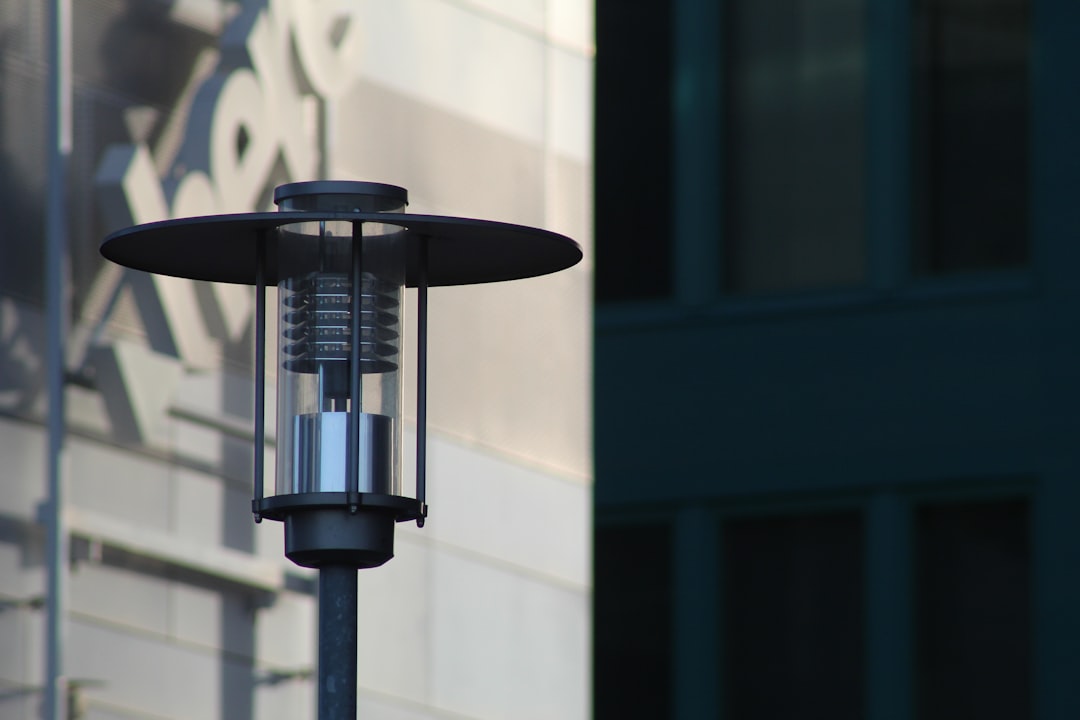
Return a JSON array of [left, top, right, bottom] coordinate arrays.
[[0, 0, 593, 717], [332, 75, 593, 480]]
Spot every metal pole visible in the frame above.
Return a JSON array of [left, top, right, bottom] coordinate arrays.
[[44, 0, 72, 716], [318, 566, 358, 720]]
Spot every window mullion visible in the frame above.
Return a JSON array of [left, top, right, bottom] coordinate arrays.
[[866, 492, 914, 720], [867, 0, 913, 291], [672, 0, 722, 307]]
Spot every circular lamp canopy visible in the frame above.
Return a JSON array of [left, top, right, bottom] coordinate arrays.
[[101, 211, 583, 287]]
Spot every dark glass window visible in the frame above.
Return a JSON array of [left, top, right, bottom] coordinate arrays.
[[723, 0, 867, 295], [912, 0, 1030, 274], [915, 498, 1031, 720], [594, 522, 672, 719], [723, 511, 864, 720], [594, 0, 673, 303]]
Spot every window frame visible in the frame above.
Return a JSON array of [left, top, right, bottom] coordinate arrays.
[[595, 0, 1037, 326]]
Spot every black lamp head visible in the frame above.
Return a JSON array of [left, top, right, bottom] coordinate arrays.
[[101, 181, 582, 570]]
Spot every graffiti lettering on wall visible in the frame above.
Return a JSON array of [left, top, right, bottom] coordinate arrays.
[[85, 0, 362, 445]]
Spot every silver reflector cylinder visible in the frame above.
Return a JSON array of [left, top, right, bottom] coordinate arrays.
[[290, 412, 393, 494]]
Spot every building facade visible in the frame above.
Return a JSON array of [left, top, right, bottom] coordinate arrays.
[[595, 0, 1079, 718], [0, 1, 593, 718]]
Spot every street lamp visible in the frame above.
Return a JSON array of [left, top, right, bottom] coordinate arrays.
[[100, 180, 582, 719]]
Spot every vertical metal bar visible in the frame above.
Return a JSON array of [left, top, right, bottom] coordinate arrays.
[[318, 565, 358, 720], [415, 236, 429, 525], [318, 221, 330, 412], [252, 231, 267, 521], [348, 222, 363, 510], [45, 0, 72, 717]]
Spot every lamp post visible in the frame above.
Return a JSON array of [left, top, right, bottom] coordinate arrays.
[[100, 181, 581, 719]]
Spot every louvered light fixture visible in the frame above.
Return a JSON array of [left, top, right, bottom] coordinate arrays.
[[101, 180, 582, 718]]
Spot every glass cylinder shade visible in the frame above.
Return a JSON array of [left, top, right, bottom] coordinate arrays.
[[272, 183, 407, 500]]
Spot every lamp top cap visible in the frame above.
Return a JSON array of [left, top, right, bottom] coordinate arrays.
[[273, 181, 408, 212]]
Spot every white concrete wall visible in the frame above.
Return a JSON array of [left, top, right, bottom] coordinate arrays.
[[0, 0, 592, 718], [331, 3, 595, 716]]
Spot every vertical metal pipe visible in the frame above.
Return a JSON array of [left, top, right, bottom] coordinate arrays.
[[348, 222, 363, 510], [44, 0, 72, 717], [415, 236, 429, 525], [318, 565, 358, 720], [252, 232, 267, 521]]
